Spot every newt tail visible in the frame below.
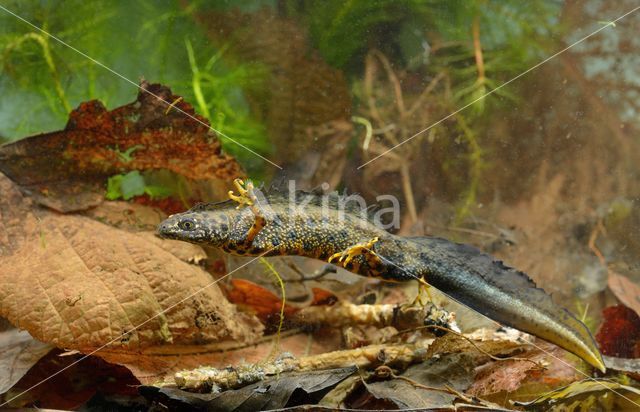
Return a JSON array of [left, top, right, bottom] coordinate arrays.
[[157, 179, 605, 372]]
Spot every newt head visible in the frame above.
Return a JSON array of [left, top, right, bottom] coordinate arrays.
[[157, 203, 233, 246]]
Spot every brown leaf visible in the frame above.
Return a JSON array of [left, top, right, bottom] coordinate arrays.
[[608, 271, 640, 317], [513, 379, 640, 410], [596, 305, 640, 358], [224, 279, 299, 328], [0, 173, 261, 356], [468, 343, 580, 397], [347, 354, 475, 410], [81, 200, 166, 231], [0, 170, 34, 256], [469, 360, 539, 397], [0, 328, 53, 394], [0, 81, 242, 212], [140, 366, 357, 412], [3, 349, 139, 409]]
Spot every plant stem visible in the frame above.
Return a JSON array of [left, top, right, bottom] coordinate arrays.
[[472, 14, 485, 83], [454, 113, 483, 225]]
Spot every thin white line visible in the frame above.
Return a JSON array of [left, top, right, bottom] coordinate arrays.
[[0, 4, 283, 170], [357, 6, 640, 169], [0, 251, 272, 407], [367, 247, 640, 408]]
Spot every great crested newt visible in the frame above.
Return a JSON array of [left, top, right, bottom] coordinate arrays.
[[157, 179, 605, 372]]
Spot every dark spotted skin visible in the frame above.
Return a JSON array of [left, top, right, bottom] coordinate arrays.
[[158, 199, 413, 280], [157, 192, 605, 372]]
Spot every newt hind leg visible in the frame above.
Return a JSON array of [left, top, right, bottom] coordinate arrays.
[[329, 236, 434, 305], [414, 278, 433, 305], [228, 178, 266, 243], [328, 237, 384, 274]]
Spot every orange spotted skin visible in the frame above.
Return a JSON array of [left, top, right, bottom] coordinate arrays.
[[158, 190, 605, 372]]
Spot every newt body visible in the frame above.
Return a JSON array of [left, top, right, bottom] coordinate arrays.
[[158, 183, 605, 372]]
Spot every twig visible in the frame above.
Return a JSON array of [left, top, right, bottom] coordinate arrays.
[[363, 51, 399, 146], [284, 261, 336, 283], [400, 163, 418, 225], [294, 301, 456, 331], [407, 71, 446, 118], [374, 365, 477, 404], [397, 324, 543, 370], [371, 49, 406, 120], [588, 219, 608, 268], [175, 342, 431, 392]]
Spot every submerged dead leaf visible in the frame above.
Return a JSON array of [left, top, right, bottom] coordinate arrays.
[[596, 305, 640, 359], [81, 200, 166, 231], [608, 271, 640, 317], [468, 342, 580, 398], [350, 354, 475, 409], [0, 173, 261, 357], [0, 81, 242, 212], [0, 328, 53, 394], [513, 379, 640, 411], [3, 349, 139, 409], [224, 279, 299, 329], [140, 366, 357, 412]]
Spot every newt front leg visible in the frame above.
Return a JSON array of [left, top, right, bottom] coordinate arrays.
[[228, 178, 266, 243]]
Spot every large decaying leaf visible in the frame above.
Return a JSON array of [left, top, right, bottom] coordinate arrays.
[[0, 172, 261, 354], [0, 81, 242, 212], [140, 366, 357, 412]]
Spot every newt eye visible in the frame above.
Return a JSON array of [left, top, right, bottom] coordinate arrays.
[[179, 218, 196, 231]]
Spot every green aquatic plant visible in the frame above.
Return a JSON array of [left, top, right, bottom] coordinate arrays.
[[112, 144, 144, 163], [289, 0, 562, 222], [106, 170, 172, 201], [296, 0, 405, 69], [1, 0, 566, 210], [0, 0, 270, 173], [184, 38, 269, 163]]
